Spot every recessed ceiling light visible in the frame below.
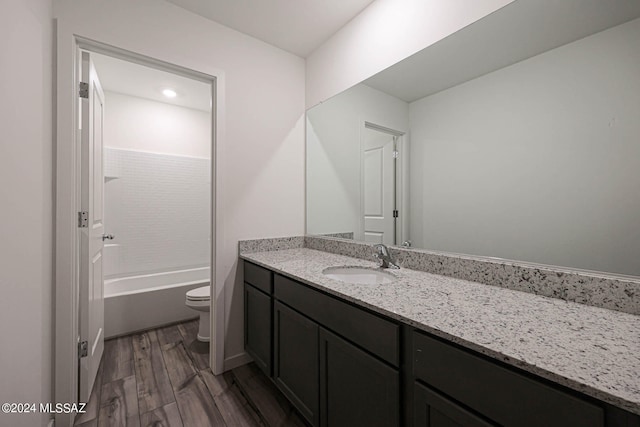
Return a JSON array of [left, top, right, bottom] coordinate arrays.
[[162, 89, 177, 98]]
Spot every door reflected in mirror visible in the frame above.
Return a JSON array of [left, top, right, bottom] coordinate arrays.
[[362, 124, 403, 246]]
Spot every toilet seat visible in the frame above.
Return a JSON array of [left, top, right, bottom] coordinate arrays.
[[185, 285, 211, 342], [186, 286, 210, 301]]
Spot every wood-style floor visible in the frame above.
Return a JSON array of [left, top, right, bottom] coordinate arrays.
[[74, 319, 307, 427]]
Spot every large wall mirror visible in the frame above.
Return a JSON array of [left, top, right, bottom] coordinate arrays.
[[306, 0, 640, 277]]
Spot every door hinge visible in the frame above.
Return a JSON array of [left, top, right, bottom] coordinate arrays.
[[78, 340, 88, 358], [79, 82, 89, 99], [393, 209, 399, 218], [392, 150, 399, 159], [78, 211, 88, 228]]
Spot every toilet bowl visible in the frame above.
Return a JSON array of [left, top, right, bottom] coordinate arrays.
[[185, 286, 211, 342]]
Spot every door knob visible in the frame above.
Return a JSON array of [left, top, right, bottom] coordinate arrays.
[[102, 234, 115, 241]]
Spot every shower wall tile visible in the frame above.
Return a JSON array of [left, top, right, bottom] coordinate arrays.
[[104, 148, 210, 279]]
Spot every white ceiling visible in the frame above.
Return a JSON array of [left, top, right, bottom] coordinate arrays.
[[164, 0, 376, 57], [91, 53, 211, 112], [364, 0, 640, 103]]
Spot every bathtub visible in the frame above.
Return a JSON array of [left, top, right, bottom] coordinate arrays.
[[104, 267, 210, 338]]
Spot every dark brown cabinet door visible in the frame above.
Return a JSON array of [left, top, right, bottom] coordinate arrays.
[[274, 301, 319, 426], [319, 328, 399, 427], [414, 382, 495, 427], [244, 283, 272, 376], [413, 332, 604, 427]]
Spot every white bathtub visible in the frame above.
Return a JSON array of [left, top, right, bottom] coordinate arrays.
[[104, 267, 210, 338]]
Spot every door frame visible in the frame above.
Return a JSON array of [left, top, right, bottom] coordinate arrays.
[[359, 121, 407, 245], [54, 35, 224, 426]]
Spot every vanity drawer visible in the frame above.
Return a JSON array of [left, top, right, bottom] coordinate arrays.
[[274, 274, 399, 366], [244, 261, 273, 294], [413, 331, 604, 427]]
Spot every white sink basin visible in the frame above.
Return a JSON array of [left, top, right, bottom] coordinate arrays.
[[322, 266, 396, 285]]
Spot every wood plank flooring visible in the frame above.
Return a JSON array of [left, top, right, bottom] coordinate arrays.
[[74, 320, 307, 427]]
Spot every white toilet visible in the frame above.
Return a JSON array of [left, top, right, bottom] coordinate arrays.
[[185, 286, 211, 342]]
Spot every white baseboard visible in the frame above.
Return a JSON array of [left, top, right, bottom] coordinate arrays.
[[223, 352, 253, 371]]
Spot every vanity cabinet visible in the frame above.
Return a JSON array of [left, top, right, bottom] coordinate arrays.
[[414, 382, 494, 427], [274, 300, 320, 425], [243, 260, 639, 427], [244, 261, 400, 427], [412, 331, 604, 427], [320, 328, 399, 427], [243, 262, 273, 376], [274, 274, 400, 366], [274, 273, 401, 426]]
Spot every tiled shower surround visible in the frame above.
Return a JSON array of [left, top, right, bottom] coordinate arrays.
[[104, 148, 211, 279], [239, 236, 640, 315]]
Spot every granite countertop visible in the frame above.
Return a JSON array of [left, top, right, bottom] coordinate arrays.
[[239, 248, 640, 415]]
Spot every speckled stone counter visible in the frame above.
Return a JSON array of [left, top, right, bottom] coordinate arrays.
[[239, 247, 640, 415]]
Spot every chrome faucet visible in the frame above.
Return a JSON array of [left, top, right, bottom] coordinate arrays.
[[373, 244, 400, 269]]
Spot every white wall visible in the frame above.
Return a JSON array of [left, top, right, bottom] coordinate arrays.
[[306, 84, 408, 238], [104, 91, 211, 158], [409, 18, 640, 276], [0, 0, 53, 426], [54, 0, 305, 373], [305, 0, 514, 108]]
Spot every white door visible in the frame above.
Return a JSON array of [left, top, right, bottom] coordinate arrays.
[[363, 126, 396, 245], [78, 51, 105, 402]]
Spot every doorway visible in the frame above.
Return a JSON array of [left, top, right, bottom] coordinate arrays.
[[361, 122, 405, 245], [79, 49, 215, 402], [55, 38, 220, 426]]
